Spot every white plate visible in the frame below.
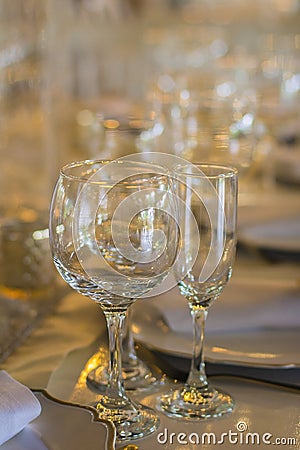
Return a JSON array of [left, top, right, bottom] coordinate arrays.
[[132, 301, 300, 368], [1, 391, 115, 450], [239, 215, 300, 254]]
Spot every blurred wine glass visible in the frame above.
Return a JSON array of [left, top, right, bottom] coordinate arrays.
[[150, 65, 258, 186], [0, 0, 55, 302], [255, 31, 300, 187]]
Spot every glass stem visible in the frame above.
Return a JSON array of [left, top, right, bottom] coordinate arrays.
[[187, 308, 208, 389], [103, 309, 128, 403], [121, 307, 138, 367]]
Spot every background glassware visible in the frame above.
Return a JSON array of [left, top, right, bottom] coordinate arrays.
[[49, 159, 178, 441], [46, 0, 162, 170], [0, 0, 57, 363], [150, 59, 258, 174], [143, 3, 299, 193], [159, 163, 238, 420], [0, 0, 55, 299], [255, 31, 300, 187]]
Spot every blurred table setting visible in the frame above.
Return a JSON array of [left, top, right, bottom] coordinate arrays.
[[1, 0, 300, 448]]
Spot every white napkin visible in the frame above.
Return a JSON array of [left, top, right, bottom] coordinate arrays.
[[0, 371, 41, 446], [138, 268, 300, 336]]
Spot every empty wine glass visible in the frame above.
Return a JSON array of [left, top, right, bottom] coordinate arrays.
[[49, 158, 178, 441], [84, 112, 165, 392], [159, 163, 238, 419]]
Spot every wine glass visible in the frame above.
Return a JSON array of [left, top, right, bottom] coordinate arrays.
[[85, 112, 165, 392], [159, 163, 238, 419], [49, 158, 178, 441]]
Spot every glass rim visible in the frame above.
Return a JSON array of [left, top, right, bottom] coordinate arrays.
[[60, 158, 169, 183], [174, 163, 238, 179]]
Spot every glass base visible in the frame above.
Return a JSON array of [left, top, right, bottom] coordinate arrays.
[[159, 384, 234, 420], [87, 359, 161, 392], [96, 397, 159, 441]]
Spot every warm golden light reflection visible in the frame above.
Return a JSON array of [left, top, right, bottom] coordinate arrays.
[[87, 348, 106, 377], [69, 346, 108, 405], [104, 119, 119, 129], [211, 346, 278, 359], [19, 208, 38, 223], [120, 445, 138, 450], [183, 388, 205, 405], [215, 132, 229, 150], [0, 285, 33, 300], [131, 323, 140, 334]]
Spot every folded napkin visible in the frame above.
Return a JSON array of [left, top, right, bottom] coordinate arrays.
[[0, 371, 41, 446], [139, 268, 300, 336]]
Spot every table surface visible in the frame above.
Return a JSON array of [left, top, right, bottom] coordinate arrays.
[[1, 186, 300, 450]]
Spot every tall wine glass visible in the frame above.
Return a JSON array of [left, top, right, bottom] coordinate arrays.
[[159, 163, 238, 419], [49, 158, 178, 441]]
